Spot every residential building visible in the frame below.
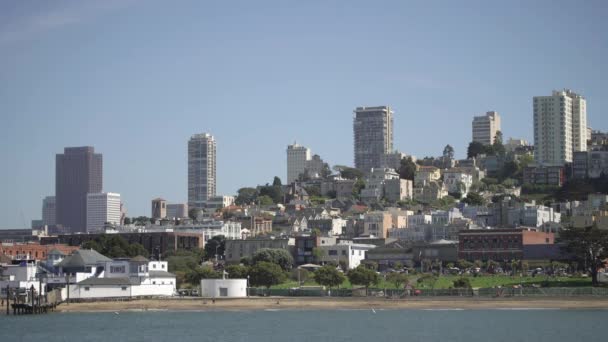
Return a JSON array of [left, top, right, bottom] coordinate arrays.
[[86, 192, 121, 233], [224, 238, 293, 263], [533, 89, 587, 165], [381, 151, 414, 171], [458, 228, 554, 261], [151, 198, 167, 219], [431, 208, 463, 225], [472, 111, 501, 145], [188, 133, 217, 210], [238, 216, 273, 237], [317, 242, 376, 269], [321, 177, 356, 200], [588, 150, 608, 178], [523, 165, 565, 186], [413, 181, 448, 204], [286, 143, 311, 184], [365, 240, 414, 269], [507, 205, 561, 228], [361, 168, 409, 202], [414, 166, 441, 187], [442, 168, 473, 196], [55, 146, 103, 233], [206, 195, 235, 211], [305, 154, 326, 179], [505, 138, 530, 153], [572, 151, 589, 179], [307, 218, 347, 236], [166, 203, 188, 219], [42, 196, 56, 226], [363, 211, 392, 238], [294, 235, 337, 265], [353, 106, 394, 173], [407, 214, 432, 227], [384, 178, 414, 202]]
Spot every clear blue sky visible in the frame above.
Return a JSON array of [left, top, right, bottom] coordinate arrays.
[[1, 0, 607, 228]]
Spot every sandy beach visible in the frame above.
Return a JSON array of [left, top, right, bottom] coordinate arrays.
[[52, 297, 608, 313]]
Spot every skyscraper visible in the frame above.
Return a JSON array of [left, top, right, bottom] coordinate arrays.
[[472, 111, 501, 145], [533, 89, 588, 165], [86, 192, 121, 233], [55, 146, 103, 233], [188, 133, 217, 210], [286, 143, 311, 184], [42, 196, 56, 226], [353, 106, 394, 173]]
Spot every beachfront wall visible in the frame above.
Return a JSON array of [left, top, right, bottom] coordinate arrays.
[[200, 279, 247, 298], [131, 284, 175, 297]]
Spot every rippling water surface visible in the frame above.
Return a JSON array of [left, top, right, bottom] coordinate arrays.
[[2, 309, 607, 342]]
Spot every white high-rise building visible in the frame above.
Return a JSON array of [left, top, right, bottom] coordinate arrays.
[[42, 196, 56, 226], [86, 192, 121, 233], [472, 111, 501, 145], [354, 106, 394, 173], [188, 133, 217, 210], [287, 143, 311, 184], [533, 89, 588, 165]]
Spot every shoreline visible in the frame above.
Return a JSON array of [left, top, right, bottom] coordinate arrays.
[[50, 297, 608, 313]]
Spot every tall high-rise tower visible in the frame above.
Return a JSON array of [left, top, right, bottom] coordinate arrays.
[[472, 111, 501, 145], [353, 106, 394, 173], [55, 146, 103, 233], [533, 89, 588, 165], [286, 143, 311, 184], [188, 133, 217, 210]]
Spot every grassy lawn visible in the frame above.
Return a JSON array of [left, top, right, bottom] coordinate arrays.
[[268, 274, 592, 290]]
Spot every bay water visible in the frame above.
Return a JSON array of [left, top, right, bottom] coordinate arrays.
[[1, 309, 607, 341]]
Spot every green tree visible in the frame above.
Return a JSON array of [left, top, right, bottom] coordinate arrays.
[[186, 266, 221, 284], [126, 243, 149, 258], [386, 272, 409, 289], [257, 195, 274, 206], [462, 192, 485, 206], [500, 161, 519, 181], [259, 184, 284, 204], [467, 141, 486, 159], [248, 262, 286, 289], [321, 163, 332, 179], [204, 235, 226, 260], [313, 265, 346, 291], [398, 157, 417, 180], [272, 176, 282, 186], [251, 248, 294, 271], [347, 265, 379, 295], [559, 227, 608, 286], [225, 264, 249, 279], [235, 187, 258, 205], [456, 259, 473, 270]]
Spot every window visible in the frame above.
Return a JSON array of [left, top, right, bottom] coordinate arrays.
[[121, 287, 127, 291], [153, 281, 156, 285], [342, 250, 347, 256], [328, 250, 338, 256], [110, 265, 126, 273], [84, 287, 90, 291]]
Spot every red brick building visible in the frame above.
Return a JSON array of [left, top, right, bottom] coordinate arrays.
[[458, 228, 554, 261], [0, 242, 79, 260]]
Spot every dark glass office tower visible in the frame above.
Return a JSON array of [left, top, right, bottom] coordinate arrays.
[[55, 146, 103, 233]]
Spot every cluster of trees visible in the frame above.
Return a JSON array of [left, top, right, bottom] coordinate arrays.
[[467, 131, 505, 159], [235, 177, 284, 205], [185, 248, 295, 288], [81, 235, 149, 258], [559, 227, 608, 286]]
